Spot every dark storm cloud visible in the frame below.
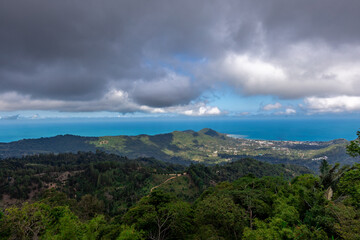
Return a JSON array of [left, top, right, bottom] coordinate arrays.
[[130, 74, 201, 107], [260, 0, 360, 47], [0, 0, 360, 112], [0, 0, 224, 106]]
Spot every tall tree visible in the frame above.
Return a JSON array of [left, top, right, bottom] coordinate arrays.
[[123, 190, 192, 240]]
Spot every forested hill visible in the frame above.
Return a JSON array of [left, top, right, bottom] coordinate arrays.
[[0, 151, 309, 210], [0, 128, 358, 170], [0, 135, 97, 159]]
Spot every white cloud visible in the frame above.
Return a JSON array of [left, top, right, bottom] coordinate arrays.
[[204, 43, 360, 101], [305, 96, 360, 113], [166, 103, 222, 116], [211, 53, 288, 95], [285, 108, 296, 114], [274, 108, 297, 115], [262, 102, 282, 111]]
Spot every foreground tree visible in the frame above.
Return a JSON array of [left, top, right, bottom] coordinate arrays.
[[338, 163, 360, 207], [194, 193, 245, 239], [347, 130, 360, 157], [328, 203, 360, 240], [1, 202, 50, 239], [123, 190, 193, 240]]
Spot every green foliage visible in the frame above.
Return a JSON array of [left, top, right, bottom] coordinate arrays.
[[1, 151, 308, 219], [123, 190, 193, 240], [194, 194, 245, 239], [1, 167, 360, 240], [155, 174, 199, 201], [83, 215, 107, 240], [116, 225, 144, 240], [273, 199, 300, 226], [43, 206, 84, 240], [187, 158, 309, 193], [328, 203, 360, 240], [347, 131, 360, 157], [319, 160, 349, 191], [319, 159, 330, 176], [0, 151, 186, 216], [243, 219, 328, 240], [1, 202, 50, 239], [242, 219, 282, 240], [338, 163, 360, 207], [77, 194, 105, 220]]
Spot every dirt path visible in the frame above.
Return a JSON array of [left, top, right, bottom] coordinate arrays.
[[150, 173, 187, 193]]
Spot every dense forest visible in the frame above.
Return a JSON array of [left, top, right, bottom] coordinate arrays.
[[0, 131, 359, 239], [0, 151, 307, 211]]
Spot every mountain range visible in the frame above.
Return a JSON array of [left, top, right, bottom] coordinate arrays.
[[0, 128, 358, 171]]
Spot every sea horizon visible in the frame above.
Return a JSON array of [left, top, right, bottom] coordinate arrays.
[[0, 117, 358, 143]]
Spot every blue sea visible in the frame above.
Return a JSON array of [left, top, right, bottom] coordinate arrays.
[[0, 117, 359, 143]]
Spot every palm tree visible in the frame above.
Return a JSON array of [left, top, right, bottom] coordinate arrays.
[[319, 160, 349, 200]]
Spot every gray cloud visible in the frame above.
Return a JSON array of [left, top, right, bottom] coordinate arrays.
[[0, 91, 223, 116], [1, 0, 360, 113], [0, 0, 223, 106], [131, 73, 201, 107], [261, 0, 360, 48]]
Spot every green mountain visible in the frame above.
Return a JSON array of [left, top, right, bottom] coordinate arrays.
[[0, 128, 358, 171]]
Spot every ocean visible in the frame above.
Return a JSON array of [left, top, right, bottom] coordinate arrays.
[[0, 117, 358, 143]]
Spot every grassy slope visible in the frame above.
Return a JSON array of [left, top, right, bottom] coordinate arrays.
[[91, 129, 239, 164]]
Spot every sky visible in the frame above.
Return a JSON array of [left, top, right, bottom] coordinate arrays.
[[1, 0, 360, 119]]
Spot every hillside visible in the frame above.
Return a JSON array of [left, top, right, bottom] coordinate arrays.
[[0, 128, 358, 171], [0, 135, 97, 158], [0, 152, 309, 210]]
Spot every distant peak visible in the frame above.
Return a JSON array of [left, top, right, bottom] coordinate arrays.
[[182, 130, 196, 134], [198, 128, 220, 137]]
